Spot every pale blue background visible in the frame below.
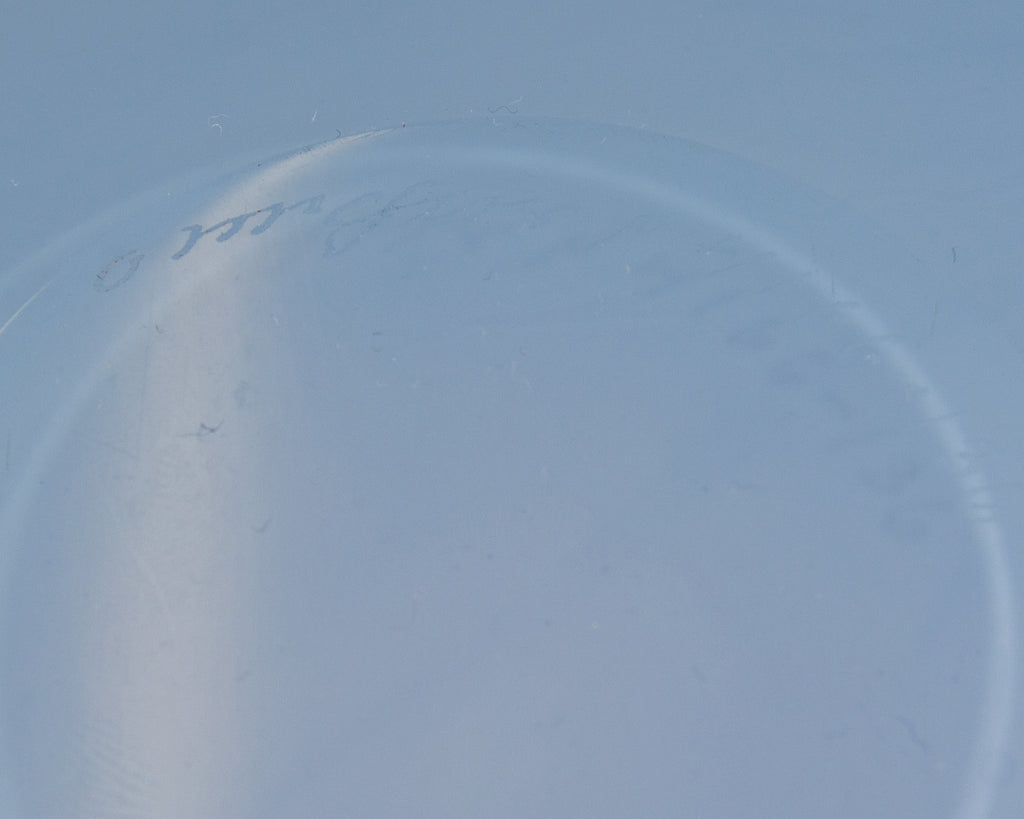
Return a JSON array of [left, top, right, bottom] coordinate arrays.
[[3, 2, 1023, 503], [2, 2, 1022, 815]]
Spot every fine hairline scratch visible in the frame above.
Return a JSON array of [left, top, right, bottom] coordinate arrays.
[[0, 281, 52, 338]]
